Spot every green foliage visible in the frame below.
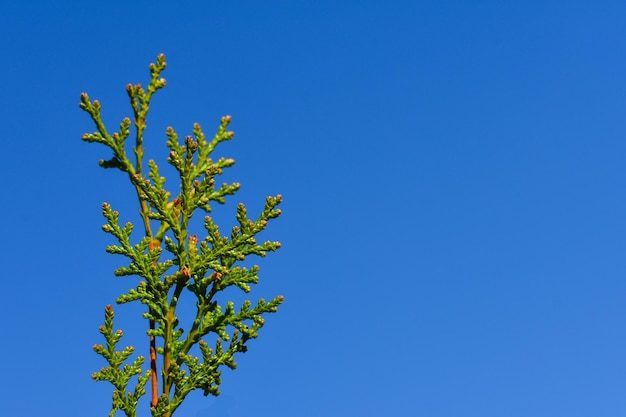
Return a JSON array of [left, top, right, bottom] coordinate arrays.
[[80, 54, 283, 417], [92, 306, 151, 417]]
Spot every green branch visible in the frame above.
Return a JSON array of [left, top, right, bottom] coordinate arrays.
[[81, 54, 283, 417]]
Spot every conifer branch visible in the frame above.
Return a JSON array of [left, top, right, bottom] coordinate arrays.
[[81, 54, 283, 417]]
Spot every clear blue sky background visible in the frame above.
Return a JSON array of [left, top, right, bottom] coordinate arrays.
[[2, 1, 626, 416]]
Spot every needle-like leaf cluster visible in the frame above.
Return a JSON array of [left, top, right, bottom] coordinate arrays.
[[92, 305, 151, 417], [80, 54, 283, 417]]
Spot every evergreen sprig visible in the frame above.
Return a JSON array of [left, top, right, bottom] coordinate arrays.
[[93, 305, 151, 417], [81, 54, 283, 417]]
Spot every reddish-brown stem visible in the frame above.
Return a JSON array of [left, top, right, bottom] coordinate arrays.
[[147, 238, 161, 409], [149, 314, 158, 408]]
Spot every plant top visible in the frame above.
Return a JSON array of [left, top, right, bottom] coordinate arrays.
[[80, 53, 283, 417]]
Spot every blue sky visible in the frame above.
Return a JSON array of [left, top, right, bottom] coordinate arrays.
[[2, 1, 626, 416]]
